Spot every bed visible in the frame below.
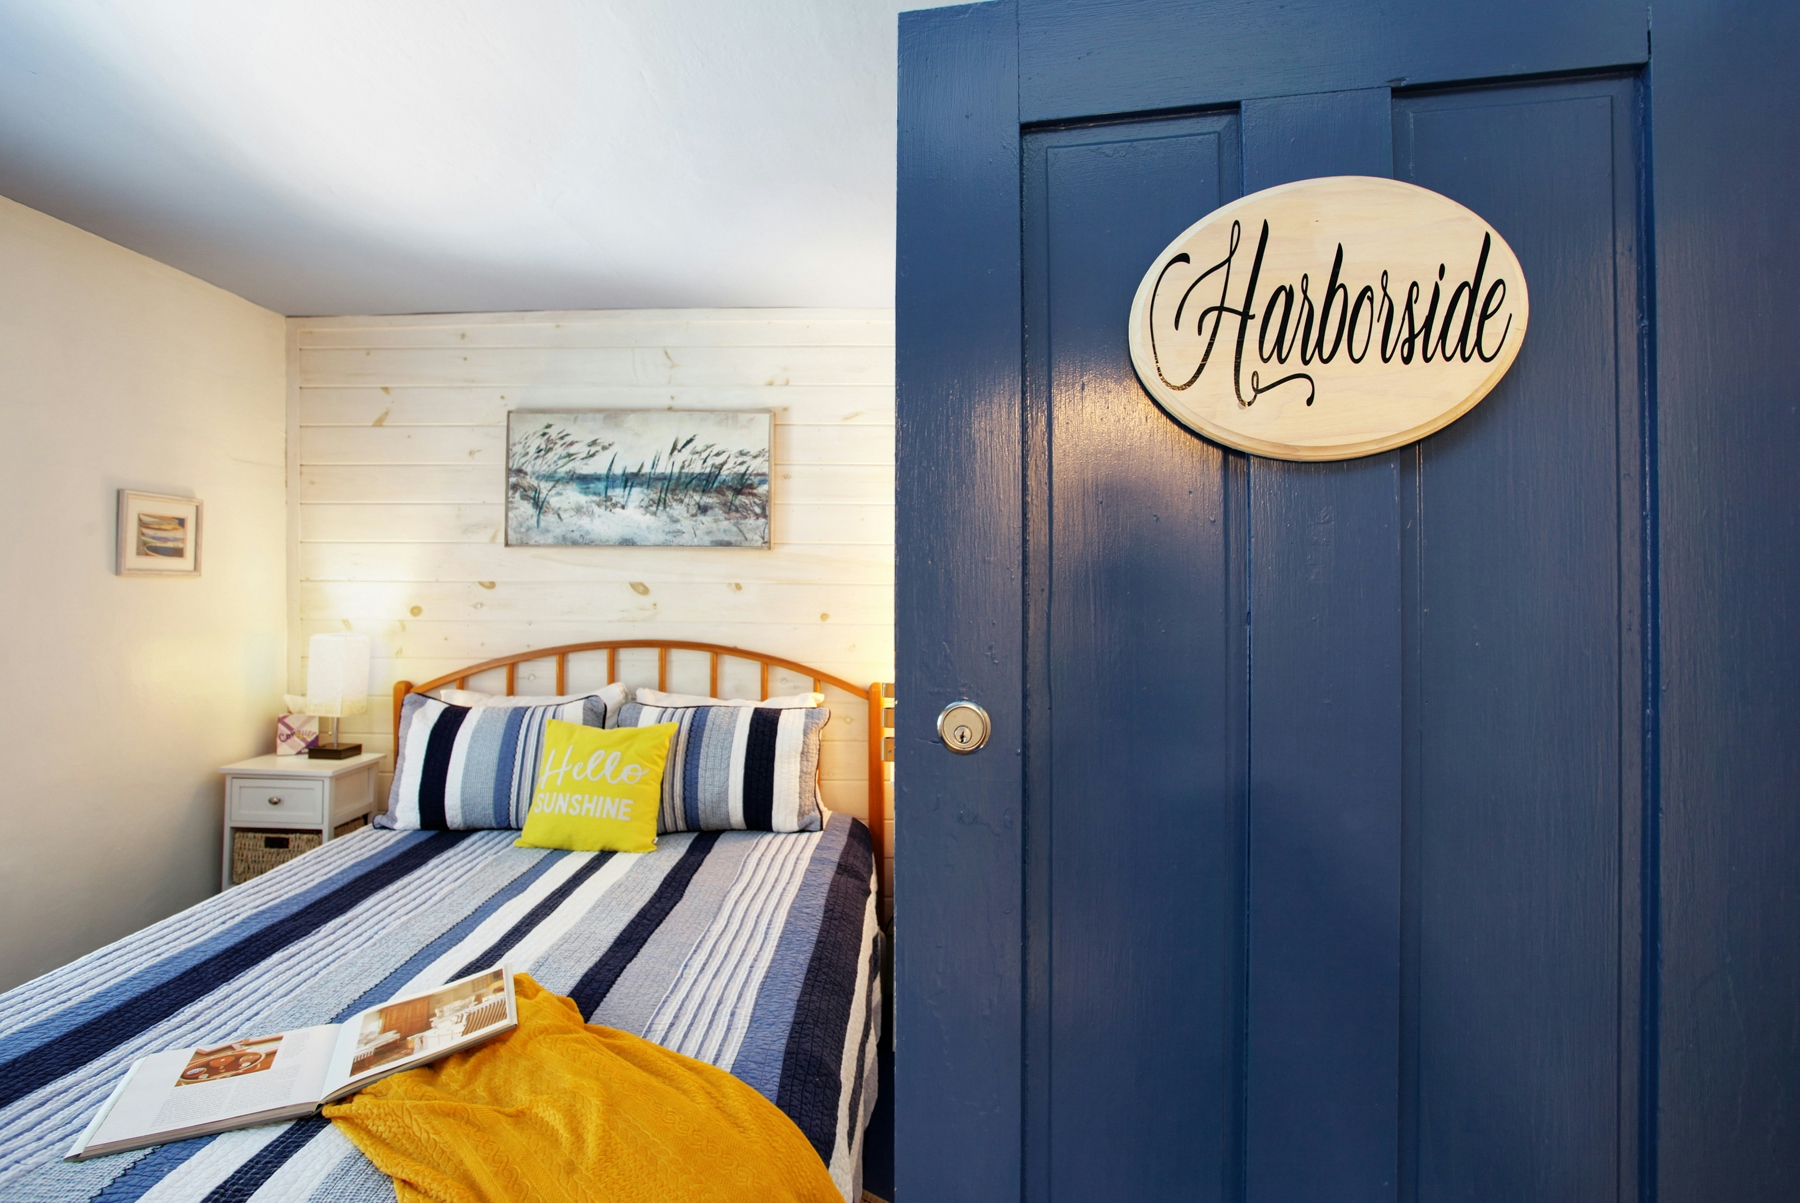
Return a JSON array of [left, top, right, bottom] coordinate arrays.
[[0, 641, 892, 1203]]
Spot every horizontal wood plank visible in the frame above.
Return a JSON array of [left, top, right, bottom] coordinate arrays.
[[298, 345, 894, 388], [297, 306, 889, 330], [298, 502, 892, 546], [299, 542, 893, 584], [298, 463, 891, 505], [296, 315, 893, 350], [301, 619, 889, 664], [295, 385, 895, 427], [295, 423, 892, 467], [299, 579, 892, 624]]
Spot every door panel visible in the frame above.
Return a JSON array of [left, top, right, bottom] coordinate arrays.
[[1024, 116, 1243, 1203], [1239, 88, 1402, 1203], [1018, 79, 1642, 1203], [1398, 78, 1642, 1202]]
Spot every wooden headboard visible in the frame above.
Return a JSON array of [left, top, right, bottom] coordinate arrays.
[[392, 640, 893, 891]]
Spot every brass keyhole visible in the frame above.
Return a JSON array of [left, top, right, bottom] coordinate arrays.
[[936, 701, 991, 754]]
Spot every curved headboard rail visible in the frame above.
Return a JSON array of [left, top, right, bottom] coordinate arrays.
[[391, 639, 893, 896]]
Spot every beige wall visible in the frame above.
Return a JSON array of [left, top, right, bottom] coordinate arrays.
[[0, 195, 287, 991], [288, 310, 893, 891]]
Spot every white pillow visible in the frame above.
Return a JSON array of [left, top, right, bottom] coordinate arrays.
[[635, 686, 826, 709], [434, 681, 632, 713]]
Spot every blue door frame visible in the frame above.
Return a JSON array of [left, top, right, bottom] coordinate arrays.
[[896, 3, 1800, 1201]]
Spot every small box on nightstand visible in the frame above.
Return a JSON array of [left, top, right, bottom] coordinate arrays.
[[217, 752, 383, 890]]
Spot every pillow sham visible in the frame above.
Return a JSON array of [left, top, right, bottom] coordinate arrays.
[[381, 692, 614, 830], [515, 720, 677, 853], [635, 687, 825, 709], [616, 700, 829, 833], [436, 682, 631, 717]]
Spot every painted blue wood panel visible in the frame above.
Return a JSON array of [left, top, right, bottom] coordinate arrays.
[[894, 4, 1024, 1201], [1023, 117, 1243, 1203], [1396, 78, 1643, 1203], [1241, 88, 1402, 1203], [1017, 0, 1647, 124], [1653, 3, 1800, 1199]]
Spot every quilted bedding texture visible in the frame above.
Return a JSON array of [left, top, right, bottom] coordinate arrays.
[[0, 814, 882, 1203]]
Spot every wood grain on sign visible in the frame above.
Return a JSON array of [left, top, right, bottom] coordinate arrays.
[[1128, 175, 1529, 460]]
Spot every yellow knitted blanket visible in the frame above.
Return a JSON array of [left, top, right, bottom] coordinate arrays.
[[324, 974, 842, 1203]]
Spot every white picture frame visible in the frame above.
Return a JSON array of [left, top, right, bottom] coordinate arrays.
[[116, 490, 203, 577]]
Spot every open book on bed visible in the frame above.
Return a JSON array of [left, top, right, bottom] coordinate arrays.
[[67, 968, 516, 1160]]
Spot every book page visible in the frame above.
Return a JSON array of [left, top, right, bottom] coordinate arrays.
[[323, 968, 515, 1100], [78, 1024, 339, 1156]]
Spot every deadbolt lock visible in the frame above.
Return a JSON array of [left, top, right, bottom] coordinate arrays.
[[936, 701, 991, 753]]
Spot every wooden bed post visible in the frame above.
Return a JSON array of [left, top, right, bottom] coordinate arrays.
[[867, 682, 892, 896], [391, 681, 412, 753]]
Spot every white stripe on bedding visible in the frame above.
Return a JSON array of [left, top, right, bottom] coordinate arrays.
[[772, 714, 806, 832], [647, 831, 817, 1068], [389, 849, 600, 997], [832, 885, 882, 1200], [727, 707, 752, 828], [136, 1124, 289, 1203], [489, 852, 640, 976], [394, 698, 447, 827], [244, 1123, 354, 1203]]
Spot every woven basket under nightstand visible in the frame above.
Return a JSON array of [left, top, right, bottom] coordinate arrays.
[[231, 829, 320, 885]]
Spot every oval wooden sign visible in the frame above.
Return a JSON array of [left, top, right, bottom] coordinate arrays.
[[1127, 176, 1529, 461]]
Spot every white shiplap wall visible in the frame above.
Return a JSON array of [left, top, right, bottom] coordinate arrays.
[[287, 309, 894, 886]]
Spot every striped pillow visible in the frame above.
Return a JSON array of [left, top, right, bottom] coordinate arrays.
[[617, 700, 828, 833], [380, 693, 612, 829]]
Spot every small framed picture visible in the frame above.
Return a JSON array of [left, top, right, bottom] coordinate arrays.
[[117, 490, 202, 577]]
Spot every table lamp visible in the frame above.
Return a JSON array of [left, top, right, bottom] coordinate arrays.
[[299, 633, 370, 759]]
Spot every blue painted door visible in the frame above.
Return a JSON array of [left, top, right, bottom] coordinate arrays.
[[897, 4, 1800, 1203]]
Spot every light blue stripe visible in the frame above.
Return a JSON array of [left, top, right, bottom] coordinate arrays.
[[334, 847, 565, 1020], [454, 710, 506, 829], [492, 708, 526, 827], [0, 833, 431, 1068], [731, 815, 851, 1098]]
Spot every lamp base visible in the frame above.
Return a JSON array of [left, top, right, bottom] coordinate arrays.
[[308, 742, 363, 760]]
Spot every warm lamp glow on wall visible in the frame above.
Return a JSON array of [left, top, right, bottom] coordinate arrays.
[[295, 634, 370, 759]]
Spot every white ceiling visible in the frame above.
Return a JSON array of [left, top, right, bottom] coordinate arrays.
[[0, 0, 945, 316]]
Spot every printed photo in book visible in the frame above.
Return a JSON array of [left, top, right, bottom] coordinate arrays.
[[66, 968, 516, 1161]]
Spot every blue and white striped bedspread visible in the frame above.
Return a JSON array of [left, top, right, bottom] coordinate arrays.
[[0, 813, 882, 1203]]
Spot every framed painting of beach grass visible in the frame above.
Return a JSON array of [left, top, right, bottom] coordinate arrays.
[[116, 490, 202, 576], [506, 410, 772, 548]]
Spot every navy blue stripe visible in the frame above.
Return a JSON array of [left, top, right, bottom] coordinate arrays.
[[0, 832, 463, 1109], [842, 927, 882, 1160], [451, 852, 614, 979], [741, 708, 780, 830], [776, 816, 874, 1162], [91, 1136, 210, 1202], [567, 833, 721, 1016], [199, 1117, 327, 1203], [416, 704, 470, 830], [334, 848, 566, 1022]]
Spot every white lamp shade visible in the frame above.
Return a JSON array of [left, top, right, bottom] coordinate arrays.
[[304, 634, 371, 718]]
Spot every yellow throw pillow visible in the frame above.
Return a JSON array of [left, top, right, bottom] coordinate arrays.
[[515, 720, 677, 853]]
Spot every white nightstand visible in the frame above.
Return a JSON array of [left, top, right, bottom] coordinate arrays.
[[218, 753, 384, 890]]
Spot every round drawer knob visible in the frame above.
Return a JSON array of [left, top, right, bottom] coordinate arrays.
[[267, 796, 282, 805]]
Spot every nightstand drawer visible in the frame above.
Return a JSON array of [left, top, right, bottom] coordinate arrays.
[[229, 779, 325, 825]]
